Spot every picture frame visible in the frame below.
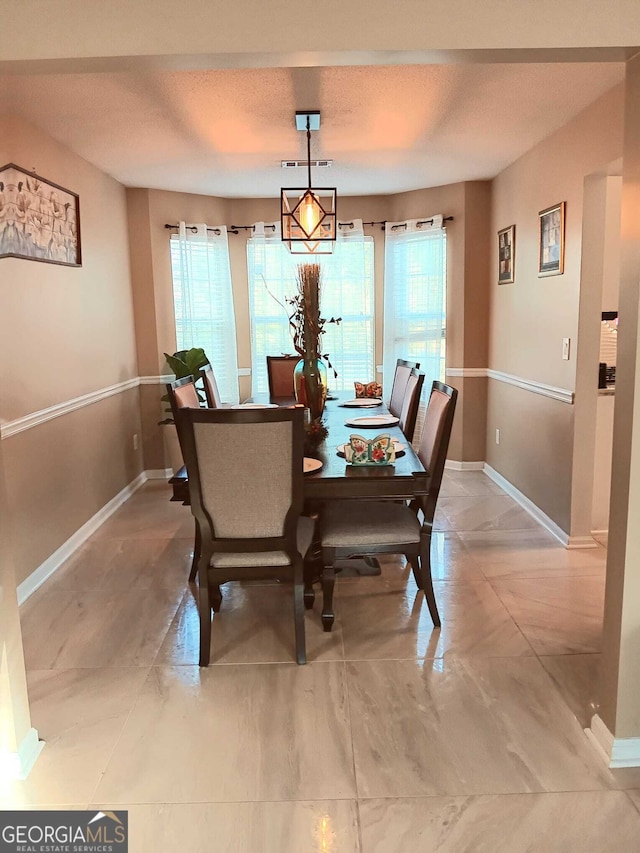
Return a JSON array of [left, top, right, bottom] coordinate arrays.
[[538, 201, 565, 277], [498, 224, 515, 284], [0, 163, 81, 266]]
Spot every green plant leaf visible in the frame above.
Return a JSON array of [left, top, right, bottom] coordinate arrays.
[[164, 352, 191, 378], [184, 347, 209, 373]]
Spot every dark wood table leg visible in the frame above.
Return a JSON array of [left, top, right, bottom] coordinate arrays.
[[303, 579, 316, 609], [321, 566, 336, 631]]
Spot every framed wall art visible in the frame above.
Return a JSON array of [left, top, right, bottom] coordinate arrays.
[[0, 163, 82, 266], [538, 201, 565, 277], [498, 224, 515, 284]]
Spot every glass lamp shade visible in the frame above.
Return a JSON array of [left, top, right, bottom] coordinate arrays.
[[281, 187, 337, 254]]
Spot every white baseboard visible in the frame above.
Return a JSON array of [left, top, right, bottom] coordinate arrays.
[[0, 727, 44, 781], [483, 463, 572, 547], [17, 470, 149, 605], [566, 535, 600, 550], [445, 460, 485, 471], [483, 464, 599, 549], [587, 714, 640, 768], [145, 468, 173, 479]]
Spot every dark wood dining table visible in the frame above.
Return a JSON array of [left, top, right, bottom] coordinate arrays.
[[168, 393, 429, 603]]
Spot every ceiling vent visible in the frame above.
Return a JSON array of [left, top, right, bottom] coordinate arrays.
[[281, 159, 333, 169]]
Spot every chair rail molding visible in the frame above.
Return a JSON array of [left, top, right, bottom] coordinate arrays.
[[139, 374, 173, 385], [445, 367, 574, 404], [445, 367, 487, 378], [1, 368, 252, 439], [0, 378, 140, 439]]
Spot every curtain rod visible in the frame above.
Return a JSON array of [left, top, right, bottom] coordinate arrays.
[[164, 216, 453, 235]]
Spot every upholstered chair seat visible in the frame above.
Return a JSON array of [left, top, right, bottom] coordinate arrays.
[[320, 502, 421, 548]]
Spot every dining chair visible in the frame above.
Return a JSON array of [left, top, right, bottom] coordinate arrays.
[[166, 376, 206, 584], [318, 380, 458, 632], [202, 362, 222, 407], [176, 405, 313, 666], [266, 354, 298, 398], [168, 375, 201, 411], [388, 358, 421, 418], [398, 368, 425, 443]]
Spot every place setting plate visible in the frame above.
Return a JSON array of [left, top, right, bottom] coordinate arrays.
[[344, 414, 400, 428], [337, 438, 407, 457], [338, 398, 383, 408], [230, 403, 279, 409], [303, 457, 323, 474]]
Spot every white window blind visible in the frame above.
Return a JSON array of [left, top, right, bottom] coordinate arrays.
[[383, 218, 447, 402], [247, 221, 375, 395], [170, 223, 239, 403]]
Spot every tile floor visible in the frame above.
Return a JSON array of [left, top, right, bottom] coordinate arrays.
[[4, 471, 640, 851]]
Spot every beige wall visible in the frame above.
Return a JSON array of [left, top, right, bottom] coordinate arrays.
[[487, 84, 624, 532], [0, 115, 141, 586], [130, 182, 489, 470], [0, 435, 36, 772]]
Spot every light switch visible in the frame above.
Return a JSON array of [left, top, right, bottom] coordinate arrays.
[[562, 338, 571, 360]]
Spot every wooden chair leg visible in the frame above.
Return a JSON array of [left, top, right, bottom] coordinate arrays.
[[321, 551, 336, 632], [211, 584, 223, 612], [293, 562, 307, 665], [189, 520, 201, 582], [303, 532, 321, 609], [407, 552, 423, 590], [418, 536, 440, 628], [198, 579, 212, 666]]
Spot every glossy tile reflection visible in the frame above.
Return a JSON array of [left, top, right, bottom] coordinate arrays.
[[1, 667, 148, 807], [95, 663, 356, 803], [337, 577, 532, 660], [93, 801, 361, 853], [539, 653, 602, 726], [459, 529, 606, 579], [490, 576, 605, 654], [347, 657, 615, 798], [8, 470, 636, 848], [155, 583, 345, 665], [359, 792, 640, 853]]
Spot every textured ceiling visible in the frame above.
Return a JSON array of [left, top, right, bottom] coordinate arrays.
[[1, 62, 625, 197]]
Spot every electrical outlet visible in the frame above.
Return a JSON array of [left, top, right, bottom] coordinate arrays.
[[562, 337, 571, 360], [133, 433, 139, 451], [495, 428, 500, 445]]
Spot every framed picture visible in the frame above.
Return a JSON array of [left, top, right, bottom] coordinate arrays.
[[538, 201, 565, 277], [498, 224, 515, 284], [0, 163, 81, 266]]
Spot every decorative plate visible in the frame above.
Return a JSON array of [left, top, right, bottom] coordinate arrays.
[[303, 457, 323, 474], [338, 399, 383, 408], [230, 403, 279, 409], [344, 414, 400, 428]]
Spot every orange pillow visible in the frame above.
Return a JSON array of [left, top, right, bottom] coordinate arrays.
[[354, 381, 382, 399]]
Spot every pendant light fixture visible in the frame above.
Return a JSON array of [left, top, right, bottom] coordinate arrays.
[[281, 111, 337, 254]]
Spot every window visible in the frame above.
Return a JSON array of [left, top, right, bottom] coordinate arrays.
[[383, 219, 447, 399], [247, 222, 375, 395], [170, 224, 239, 403]]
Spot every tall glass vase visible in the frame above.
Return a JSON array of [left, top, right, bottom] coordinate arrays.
[[294, 355, 328, 420]]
